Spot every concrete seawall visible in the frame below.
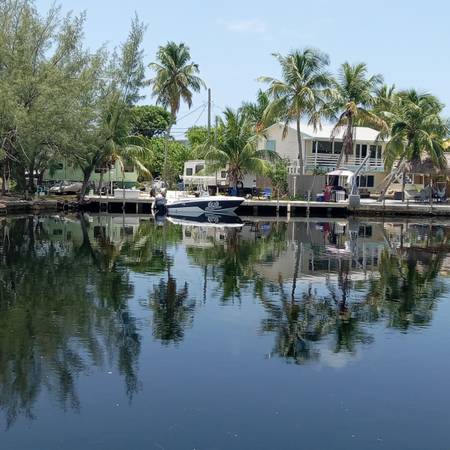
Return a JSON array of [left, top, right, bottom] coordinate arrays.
[[80, 195, 450, 218]]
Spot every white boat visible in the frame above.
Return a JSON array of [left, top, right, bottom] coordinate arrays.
[[160, 192, 245, 217]]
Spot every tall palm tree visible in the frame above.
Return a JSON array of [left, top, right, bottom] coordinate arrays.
[[378, 90, 449, 200], [258, 48, 334, 173], [201, 108, 278, 190], [149, 42, 205, 179], [332, 62, 387, 166]]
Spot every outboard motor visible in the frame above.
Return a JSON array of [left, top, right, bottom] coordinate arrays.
[[154, 193, 167, 214]]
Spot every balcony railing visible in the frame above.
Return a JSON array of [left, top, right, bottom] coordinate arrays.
[[288, 154, 384, 175]]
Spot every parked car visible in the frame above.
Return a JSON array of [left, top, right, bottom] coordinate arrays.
[[49, 181, 83, 195]]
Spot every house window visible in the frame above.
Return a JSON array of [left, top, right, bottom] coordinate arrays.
[[186, 168, 193, 176], [356, 175, 374, 188], [314, 140, 332, 153], [265, 140, 276, 151], [358, 225, 373, 237], [356, 144, 368, 159], [55, 163, 64, 170], [124, 164, 134, 173], [220, 171, 227, 179], [195, 164, 204, 174], [333, 142, 343, 154], [370, 145, 382, 159]]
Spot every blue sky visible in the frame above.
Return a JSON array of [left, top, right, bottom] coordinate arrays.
[[36, 0, 450, 134]]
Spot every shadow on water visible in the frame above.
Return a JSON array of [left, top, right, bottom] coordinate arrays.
[[0, 213, 448, 426]]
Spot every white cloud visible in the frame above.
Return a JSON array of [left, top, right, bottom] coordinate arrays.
[[218, 18, 268, 34]]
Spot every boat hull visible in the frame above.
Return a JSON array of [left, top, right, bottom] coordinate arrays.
[[166, 197, 244, 217]]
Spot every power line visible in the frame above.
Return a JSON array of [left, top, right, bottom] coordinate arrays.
[[176, 103, 207, 122], [192, 104, 207, 126]]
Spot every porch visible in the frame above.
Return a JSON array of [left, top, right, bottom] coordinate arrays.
[[288, 154, 385, 175]]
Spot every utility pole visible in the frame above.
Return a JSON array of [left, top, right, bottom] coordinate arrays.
[[214, 115, 219, 195], [207, 88, 211, 143]]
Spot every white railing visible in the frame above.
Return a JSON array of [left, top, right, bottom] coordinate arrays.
[[288, 155, 384, 175]]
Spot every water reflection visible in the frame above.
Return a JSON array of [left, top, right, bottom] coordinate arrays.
[[0, 214, 448, 428]]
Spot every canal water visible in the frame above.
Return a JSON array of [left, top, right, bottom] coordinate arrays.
[[1, 214, 449, 450]]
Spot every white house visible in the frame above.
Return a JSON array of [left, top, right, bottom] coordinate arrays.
[[258, 122, 387, 193]]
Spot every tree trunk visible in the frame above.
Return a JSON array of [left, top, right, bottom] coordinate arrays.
[[163, 115, 175, 184], [96, 170, 105, 195], [378, 157, 405, 202], [79, 169, 92, 202], [295, 116, 303, 174], [1, 164, 6, 195], [336, 114, 353, 169], [28, 164, 35, 193], [401, 168, 406, 202]]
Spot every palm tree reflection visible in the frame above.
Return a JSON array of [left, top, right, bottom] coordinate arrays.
[[150, 274, 194, 345]]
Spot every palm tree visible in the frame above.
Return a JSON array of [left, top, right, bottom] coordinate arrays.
[[378, 90, 448, 200], [201, 108, 278, 190], [96, 134, 152, 194], [332, 62, 387, 166], [149, 42, 205, 180], [258, 48, 334, 173], [372, 84, 397, 120], [240, 89, 273, 135]]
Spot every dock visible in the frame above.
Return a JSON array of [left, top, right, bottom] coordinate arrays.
[[83, 194, 450, 218]]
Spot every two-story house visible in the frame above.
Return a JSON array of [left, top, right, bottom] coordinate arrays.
[[259, 122, 387, 195]]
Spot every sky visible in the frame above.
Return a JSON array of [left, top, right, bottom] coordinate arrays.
[[36, 0, 450, 135]]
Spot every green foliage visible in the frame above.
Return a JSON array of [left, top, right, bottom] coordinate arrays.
[[129, 105, 171, 138], [382, 90, 449, 170], [331, 62, 388, 164], [240, 89, 275, 134], [202, 108, 279, 187], [145, 137, 193, 183], [267, 159, 288, 196], [149, 41, 205, 119], [186, 126, 209, 147], [259, 48, 335, 169]]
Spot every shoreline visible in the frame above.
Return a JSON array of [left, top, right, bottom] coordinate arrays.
[[2, 195, 450, 218]]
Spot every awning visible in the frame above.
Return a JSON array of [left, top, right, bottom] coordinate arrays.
[[326, 169, 354, 177]]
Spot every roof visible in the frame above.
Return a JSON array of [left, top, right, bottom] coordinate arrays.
[[272, 122, 385, 142], [408, 154, 450, 174]]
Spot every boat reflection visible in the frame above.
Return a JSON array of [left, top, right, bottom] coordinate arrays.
[[166, 212, 243, 227]]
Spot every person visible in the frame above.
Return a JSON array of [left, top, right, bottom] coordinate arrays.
[[323, 185, 332, 202]]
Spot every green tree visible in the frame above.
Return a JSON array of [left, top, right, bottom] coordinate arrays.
[[129, 105, 171, 138], [201, 108, 278, 189], [378, 90, 449, 200], [267, 159, 288, 198], [186, 126, 209, 147], [240, 89, 276, 135], [149, 42, 205, 179], [258, 48, 334, 173], [67, 16, 149, 198], [331, 62, 387, 166], [0, 1, 90, 193], [144, 137, 192, 182]]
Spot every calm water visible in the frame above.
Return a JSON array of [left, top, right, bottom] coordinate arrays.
[[1, 214, 450, 450]]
